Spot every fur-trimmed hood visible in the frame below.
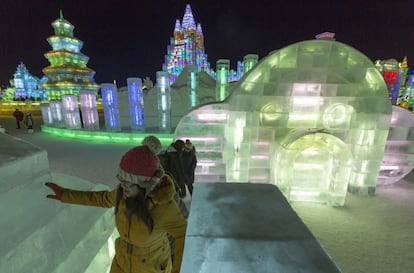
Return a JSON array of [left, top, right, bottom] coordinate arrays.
[[149, 174, 177, 205]]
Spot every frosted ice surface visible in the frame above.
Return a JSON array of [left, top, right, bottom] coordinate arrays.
[[0, 133, 115, 273], [181, 183, 342, 273]]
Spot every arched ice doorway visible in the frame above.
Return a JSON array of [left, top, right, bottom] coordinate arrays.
[[274, 132, 353, 206]]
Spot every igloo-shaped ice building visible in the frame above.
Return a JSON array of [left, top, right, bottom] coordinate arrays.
[[174, 40, 393, 206]]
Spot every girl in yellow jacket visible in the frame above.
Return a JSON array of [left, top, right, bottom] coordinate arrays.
[[45, 139, 187, 273]]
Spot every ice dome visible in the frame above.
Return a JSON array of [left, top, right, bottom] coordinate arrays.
[[175, 40, 393, 206]]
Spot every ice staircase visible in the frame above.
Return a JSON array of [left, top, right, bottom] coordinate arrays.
[[0, 133, 116, 273]]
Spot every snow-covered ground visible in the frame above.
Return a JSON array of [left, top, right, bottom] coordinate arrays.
[[1, 114, 414, 273]]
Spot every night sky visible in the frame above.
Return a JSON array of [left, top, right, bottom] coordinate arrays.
[[0, 0, 412, 87]]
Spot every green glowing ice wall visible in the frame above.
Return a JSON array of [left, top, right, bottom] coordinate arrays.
[[174, 40, 392, 206]]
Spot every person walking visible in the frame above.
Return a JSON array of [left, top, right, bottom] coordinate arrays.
[[45, 138, 187, 273], [24, 112, 34, 133], [159, 140, 188, 198], [182, 139, 197, 195], [13, 108, 24, 129]]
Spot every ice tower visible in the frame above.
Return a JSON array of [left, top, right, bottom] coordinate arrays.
[[163, 4, 215, 84], [174, 40, 393, 206], [13, 62, 46, 100], [42, 10, 99, 100], [163, 4, 242, 85], [375, 58, 405, 105]]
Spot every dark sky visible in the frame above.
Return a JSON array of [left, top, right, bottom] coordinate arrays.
[[0, 0, 412, 86]]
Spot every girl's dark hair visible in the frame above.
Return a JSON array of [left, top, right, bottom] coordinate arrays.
[[115, 186, 154, 232]]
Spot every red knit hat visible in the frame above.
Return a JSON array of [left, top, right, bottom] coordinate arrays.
[[118, 144, 164, 192]]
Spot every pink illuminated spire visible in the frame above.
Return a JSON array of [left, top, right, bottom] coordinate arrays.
[[182, 4, 196, 30]]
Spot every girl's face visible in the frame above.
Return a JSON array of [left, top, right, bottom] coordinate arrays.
[[117, 176, 140, 199]]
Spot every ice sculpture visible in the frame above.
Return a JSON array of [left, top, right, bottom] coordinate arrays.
[[40, 103, 53, 126], [243, 54, 259, 73], [49, 100, 65, 128], [79, 90, 100, 130], [61, 94, 82, 129], [127, 77, 144, 131], [379, 106, 414, 184], [101, 83, 121, 131], [156, 71, 171, 132], [216, 59, 230, 101], [174, 40, 392, 206]]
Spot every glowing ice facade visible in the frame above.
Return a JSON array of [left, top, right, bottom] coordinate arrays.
[[127, 78, 144, 131], [42, 11, 99, 100], [100, 84, 121, 131], [175, 40, 392, 206]]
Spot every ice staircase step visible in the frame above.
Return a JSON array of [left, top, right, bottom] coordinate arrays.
[[0, 172, 115, 273], [0, 134, 115, 273], [0, 133, 49, 192]]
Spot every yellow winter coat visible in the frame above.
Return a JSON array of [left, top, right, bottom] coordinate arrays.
[[61, 175, 187, 273]]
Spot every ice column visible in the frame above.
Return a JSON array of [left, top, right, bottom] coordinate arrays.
[[49, 100, 65, 127], [61, 94, 82, 129], [237, 60, 243, 80], [216, 59, 230, 101], [379, 106, 414, 184], [156, 71, 171, 132], [80, 90, 100, 130], [243, 54, 259, 74], [187, 66, 198, 108], [127, 77, 144, 131], [40, 103, 53, 126], [100, 83, 121, 131]]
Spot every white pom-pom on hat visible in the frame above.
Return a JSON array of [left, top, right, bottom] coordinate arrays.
[[142, 135, 162, 154]]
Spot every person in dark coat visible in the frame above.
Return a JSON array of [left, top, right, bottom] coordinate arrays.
[[24, 112, 34, 130], [159, 140, 188, 198], [13, 108, 24, 129], [182, 139, 197, 195]]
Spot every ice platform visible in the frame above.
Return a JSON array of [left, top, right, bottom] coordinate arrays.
[[0, 133, 115, 273], [181, 183, 342, 273]]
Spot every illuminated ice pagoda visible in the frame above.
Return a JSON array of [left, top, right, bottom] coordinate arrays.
[[13, 62, 47, 100], [42, 10, 99, 100], [163, 4, 241, 84], [174, 40, 395, 206], [374, 57, 407, 105]]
